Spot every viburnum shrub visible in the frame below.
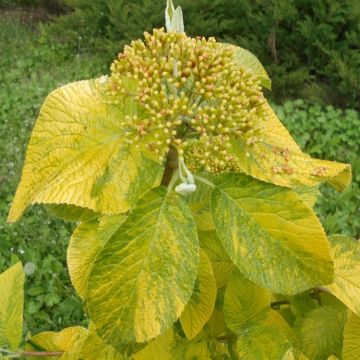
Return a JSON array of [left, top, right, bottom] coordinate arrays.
[[1, 1, 359, 359]]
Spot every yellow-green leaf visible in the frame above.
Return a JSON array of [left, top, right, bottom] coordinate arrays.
[[198, 230, 234, 288], [8, 79, 163, 222], [25, 332, 61, 360], [26, 327, 124, 360], [46, 204, 99, 222], [87, 187, 199, 345], [282, 349, 310, 360], [229, 102, 351, 192], [180, 250, 217, 340], [211, 173, 333, 294], [172, 338, 212, 360], [235, 310, 291, 360], [224, 270, 270, 333], [326, 235, 360, 316], [67, 220, 101, 299], [133, 329, 173, 360], [187, 179, 214, 231], [0, 262, 24, 350], [294, 306, 347, 360], [67, 214, 126, 299], [343, 312, 360, 360], [293, 186, 320, 208], [226, 44, 271, 89]]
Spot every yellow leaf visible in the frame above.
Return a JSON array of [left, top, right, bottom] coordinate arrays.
[[230, 102, 351, 192], [0, 262, 24, 350], [180, 250, 217, 340], [8, 79, 163, 222]]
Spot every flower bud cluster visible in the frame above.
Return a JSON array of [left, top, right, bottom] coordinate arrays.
[[99, 28, 267, 170]]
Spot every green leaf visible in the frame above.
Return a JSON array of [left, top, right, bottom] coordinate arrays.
[[87, 187, 199, 345], [226, 44, 271, 89], [8, 79, 163, 222], [211, 173, 333, 294], [0, 262, 24, 350], [343, 312, 360, 360], [198, 230, 234, 288], [224, 270, 270, 333], [180, 249, 217, 340], [326, 235, 360, 316], [67, 214, 126, 299], [229, 102, 351, 192], [294, 306, 347, 360], [133, 329, 173, 360]]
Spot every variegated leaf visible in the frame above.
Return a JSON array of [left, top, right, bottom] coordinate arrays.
[[8, 79, 163, 222], [229, 102, 351, 192], [343, 312, 360, 360], [87, 187, 199, 345], [211, 173, 333, 294]]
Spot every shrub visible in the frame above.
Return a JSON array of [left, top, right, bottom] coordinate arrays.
[[1, 2, 359, 359]]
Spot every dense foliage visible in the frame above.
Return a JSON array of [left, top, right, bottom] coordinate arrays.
[[41, 0, 360, 110], [1, 2, 360, 359]]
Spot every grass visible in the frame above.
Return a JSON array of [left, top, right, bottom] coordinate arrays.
[[0, 12, 358, 334], [0, 14, 106, 333]]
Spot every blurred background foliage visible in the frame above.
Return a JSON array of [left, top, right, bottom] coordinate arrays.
[[0, 0, 359, 333]]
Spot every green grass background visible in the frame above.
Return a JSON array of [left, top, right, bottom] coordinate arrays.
[[0, 12, 359, 333]]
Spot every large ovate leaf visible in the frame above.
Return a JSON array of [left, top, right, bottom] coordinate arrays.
[[211, 173, 333, 294], [224, 270, 270, 333], [294, 306, 347, 360], [198, 230, 234, 288], [180, 249, 217, 340], [67, 214, 126, 299], [8, 79, 163, 222], [87, 187, 199, 345], [343, 312, 360, 360], [229, 102, 351, 192], [326, 235, 360, 316], [0, 262, 24, 350], [226, 44, 271, 89]]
